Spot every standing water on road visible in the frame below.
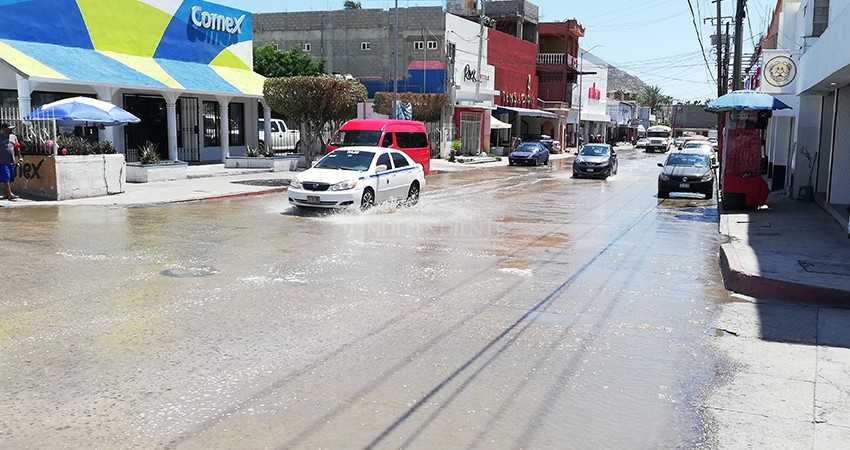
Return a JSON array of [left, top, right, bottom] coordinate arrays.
[[0, 151, 726, 448]]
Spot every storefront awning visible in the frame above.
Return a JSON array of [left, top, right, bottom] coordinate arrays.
[[493, 106, 558, 119], [0, 39, 265, 97], [490, 116, 512, 129]]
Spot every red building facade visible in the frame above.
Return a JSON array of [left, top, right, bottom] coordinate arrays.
[[487, 28, 539, 109]]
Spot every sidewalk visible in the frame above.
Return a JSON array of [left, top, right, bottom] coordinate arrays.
[[719, 193, 850, 305]]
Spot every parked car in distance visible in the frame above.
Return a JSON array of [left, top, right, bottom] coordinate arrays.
[[288, 147, 425, 210], [708, 137, 718, 150], [673, 136, 684, 148], [516, 134, 560, 153], [635, 138, 649, 148], [657, 150, 716, 199], [573, 143, 618, 179], [327, 119, 431, 174], [509, 142, 550, 166], [258, 118, 300, 152], [679, 134, 709, 149], [680, 141, 717, 164]]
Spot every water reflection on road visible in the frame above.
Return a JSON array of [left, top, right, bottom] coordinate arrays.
[[0, 149, 727, 448]]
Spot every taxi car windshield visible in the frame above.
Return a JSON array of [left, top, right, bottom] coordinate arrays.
[[314, 150, 376, 171]]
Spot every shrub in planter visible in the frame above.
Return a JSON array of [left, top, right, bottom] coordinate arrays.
[[138, 141, 161, 165]]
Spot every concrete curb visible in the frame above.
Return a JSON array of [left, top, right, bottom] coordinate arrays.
[[719, 243, 850, 307], [125, 187, 289, 208]]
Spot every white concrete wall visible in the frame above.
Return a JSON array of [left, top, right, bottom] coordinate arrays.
[[55, 154, 126, 200], [790, 95, 822, 198], [829, 86, 850, 204], [446, 13, 496, 105], [577, 52, 608, 120], [797, 3, 850, 94]]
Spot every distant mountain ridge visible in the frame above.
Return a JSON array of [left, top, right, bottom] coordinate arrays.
[[607, 65, 647, 96]]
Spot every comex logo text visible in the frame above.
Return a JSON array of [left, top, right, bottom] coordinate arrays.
[[190, 6, 245, 34]]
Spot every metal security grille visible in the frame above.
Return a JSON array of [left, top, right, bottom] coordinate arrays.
[[178, 97, 200, 162], [459, 112, 481, 155]]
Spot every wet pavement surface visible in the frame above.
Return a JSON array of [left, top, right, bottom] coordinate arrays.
[[1, 147, 732, 448]]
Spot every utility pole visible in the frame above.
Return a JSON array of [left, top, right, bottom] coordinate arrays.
[[724, 22, 731, 93], [475, 0, 486, 97], [714, 0, 724, 98], [391, 0, 399, 119], [732, 0, 746, 90]]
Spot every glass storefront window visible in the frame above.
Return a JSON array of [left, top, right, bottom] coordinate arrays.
[[203, 101, 244, 147], [203, 101, 220, 147], [229, 103, 244, 146]]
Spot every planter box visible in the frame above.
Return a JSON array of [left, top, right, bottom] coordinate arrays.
[[126, 161, 188, 183], [225, 155, 301, 172], [12, 154, 125, 200]]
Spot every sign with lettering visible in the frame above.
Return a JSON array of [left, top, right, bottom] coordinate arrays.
[[191, 5, 245, 34], [463, 64, 478, 83], [11, 156, 57, 199]]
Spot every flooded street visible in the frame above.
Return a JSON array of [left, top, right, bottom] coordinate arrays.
[[0, 148, 728, 448]]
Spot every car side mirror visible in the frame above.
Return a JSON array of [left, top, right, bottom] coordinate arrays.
[[712, 164, 719, 170], [657, 162, 664, 167], [376, 164, 388, 173]]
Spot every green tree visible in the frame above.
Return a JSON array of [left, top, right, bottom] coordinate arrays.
[[264, 76, 366, 163], [253, 44, 326, 78], [343, 1, 362, 8], [373, 92, 448, 123]]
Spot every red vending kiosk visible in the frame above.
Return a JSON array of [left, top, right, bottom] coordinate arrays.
[[706, 90, 791, 209]]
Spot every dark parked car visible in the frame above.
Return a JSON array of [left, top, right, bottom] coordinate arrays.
[[573, 143, 618, 178], [509, 142, 550, 166], [516, 134, 559, 153], [657, 150, 716, 199]]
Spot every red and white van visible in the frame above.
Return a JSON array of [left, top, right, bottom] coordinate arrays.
[[327, 119, 431, 174]]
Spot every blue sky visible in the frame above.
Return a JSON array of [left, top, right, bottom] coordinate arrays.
[[219, 0, 770, 102]]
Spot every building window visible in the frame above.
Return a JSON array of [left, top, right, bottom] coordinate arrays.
[[203, 101, 220, 147], [414, 41, 424, 50], [427, 40, 438, 50], [361, 42, 371, 51], [202, 102, 245, 146], [302, 43, 311, 52], [229, 103, 244, 146]]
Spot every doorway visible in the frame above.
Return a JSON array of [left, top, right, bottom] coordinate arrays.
[[124, 94, 168, 161]]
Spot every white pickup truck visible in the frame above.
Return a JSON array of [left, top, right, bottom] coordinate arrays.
[[258, 118, 300, 152]]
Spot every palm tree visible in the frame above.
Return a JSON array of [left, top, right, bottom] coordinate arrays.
[[343, 0, 362, 8]]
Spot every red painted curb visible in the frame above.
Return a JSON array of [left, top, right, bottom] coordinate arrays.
[[720, 244, 850, 307]]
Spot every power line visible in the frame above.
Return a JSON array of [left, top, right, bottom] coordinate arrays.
[[686, 0, 717, 84]]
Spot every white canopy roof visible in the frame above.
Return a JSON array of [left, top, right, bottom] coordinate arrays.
[[490, 116, 512, 129]]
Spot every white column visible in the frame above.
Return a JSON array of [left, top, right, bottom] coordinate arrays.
[[217, 96, 232, 161], [262, 100, 272, 149], [93, 86, 116, 145], [15, 75, 32, 119], [162, 91, 181, 162]]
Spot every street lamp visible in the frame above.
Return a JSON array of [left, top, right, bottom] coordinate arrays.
[[577, 44, 602, 147]]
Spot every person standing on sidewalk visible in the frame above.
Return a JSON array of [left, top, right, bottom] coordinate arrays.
[[1, 123, 22, 200]]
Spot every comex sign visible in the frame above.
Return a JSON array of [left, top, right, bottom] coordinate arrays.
[[191, 5, 245, 34]]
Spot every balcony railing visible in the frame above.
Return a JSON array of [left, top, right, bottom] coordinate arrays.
[[538, 100, 571, 110], [537, 53, 564, 65]]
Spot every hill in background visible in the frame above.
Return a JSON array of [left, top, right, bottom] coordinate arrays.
[[607, 65, 647, 97]]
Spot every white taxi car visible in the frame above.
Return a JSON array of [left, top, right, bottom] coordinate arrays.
[[288, 147, 426, 209]]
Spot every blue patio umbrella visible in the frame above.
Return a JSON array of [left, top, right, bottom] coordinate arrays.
[[24, 96, 140, 127], [706, 89, 792, 112]]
